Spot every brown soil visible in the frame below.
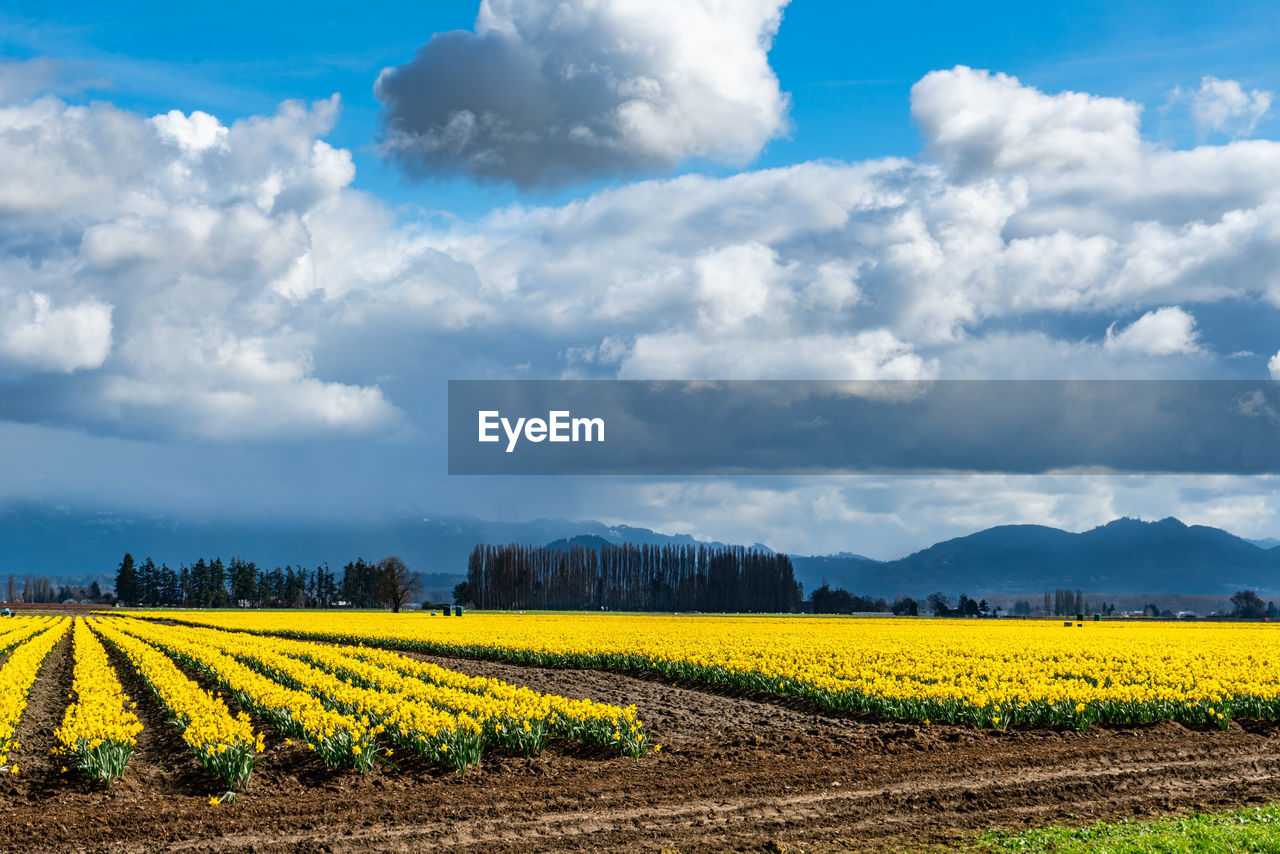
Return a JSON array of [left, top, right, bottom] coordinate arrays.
[[3, 644, 1280, 853]]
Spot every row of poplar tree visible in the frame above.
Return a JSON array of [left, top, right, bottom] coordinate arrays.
[[461, 542, 801, 612], [4, 575, 102, 604], [113, 553, 397, 608]]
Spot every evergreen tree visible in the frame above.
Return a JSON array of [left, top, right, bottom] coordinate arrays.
[[190, 559, 210, 607], [891, 596, 918, 616], [314, 564, 335, 608], [255, 567, 271, 604], [284, 566, 304, 607], [209, 558, 229, 607], [139, 557, 159, 605], [229, 558, 257, 605], [115, 553, 139, 605], [340, 559, 382, 608], [159, 564, 179, 605]]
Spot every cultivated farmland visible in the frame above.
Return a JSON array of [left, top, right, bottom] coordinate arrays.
[[4, 612, 1280, 852]]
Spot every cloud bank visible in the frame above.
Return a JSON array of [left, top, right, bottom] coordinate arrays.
[[0, 94, 400, 439], [3, 66, 1280, 444]]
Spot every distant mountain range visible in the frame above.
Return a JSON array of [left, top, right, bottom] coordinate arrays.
[[2, 502, 1277, 598], [540, 520, 1280, 597], [790, 517, 1280, 597]]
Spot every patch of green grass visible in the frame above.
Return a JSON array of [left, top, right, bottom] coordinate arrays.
[[978, 806, 1280, 853]]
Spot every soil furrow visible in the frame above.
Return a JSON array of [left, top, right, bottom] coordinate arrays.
[[97, 621, 219, 798], [145, 750, 1280, 852]]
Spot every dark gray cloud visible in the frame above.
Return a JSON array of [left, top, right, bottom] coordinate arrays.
[[375, 0, 790, 187]]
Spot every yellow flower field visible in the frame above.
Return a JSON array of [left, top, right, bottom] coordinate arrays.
[[0, 611, 652, 793], [0, 617, 70, 771], [90, 618, 262, 789], [54, 618, 143, 783], [101, 615, 650, 775], [142, 610, 1280, 730]]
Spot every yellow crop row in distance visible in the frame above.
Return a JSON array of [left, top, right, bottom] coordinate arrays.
[[142, 610, 1280, 731], [0, 617, 69, 771], [54, 618, 142, 784], [0, 616, 59, 657]]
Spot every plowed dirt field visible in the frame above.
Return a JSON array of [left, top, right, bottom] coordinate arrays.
[[4, 637, 1280, 852]]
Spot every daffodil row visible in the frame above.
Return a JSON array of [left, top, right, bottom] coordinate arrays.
[[143, 610, 1280, 732], [337, 644, 649, 756], [107, 618, 379, 771], [0, 617, 55, 658], [89, 618, 261, 789], [53, 619, 143, 784], [116, 617, 649, 765], [117, 619, 489, 771], [0, 618, 70, 772], [216, 626, 647, 758]]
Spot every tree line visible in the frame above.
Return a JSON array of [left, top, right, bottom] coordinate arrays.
[[1229, 590, 1280, 620], [808, 583, 919, 615], [924, 592, 998, 617], [113, 553, 422, 611], [4, 575, 104, 604], [459, 543, 801, 612]]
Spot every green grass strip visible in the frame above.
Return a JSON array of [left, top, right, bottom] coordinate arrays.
[[978, 805, 1280, 853]]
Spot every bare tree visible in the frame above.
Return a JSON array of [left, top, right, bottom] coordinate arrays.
[[377, 555, 422, 613], [1231, 589, 1267, 620]]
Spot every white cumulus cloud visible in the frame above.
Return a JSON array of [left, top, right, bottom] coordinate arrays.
[[0, 291, 113, 373], [1188, 76, 1273, 138], [149, 109, 229, 154], [0, 94, 395, 439], [6, 64, 1280, 442], [1104, 307, 1202, 356], [911, 66, 1142, 178]]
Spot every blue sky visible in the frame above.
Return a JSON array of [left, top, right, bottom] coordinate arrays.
[[1, 1, 1279, 556], [6, 1, 1275, 212]]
